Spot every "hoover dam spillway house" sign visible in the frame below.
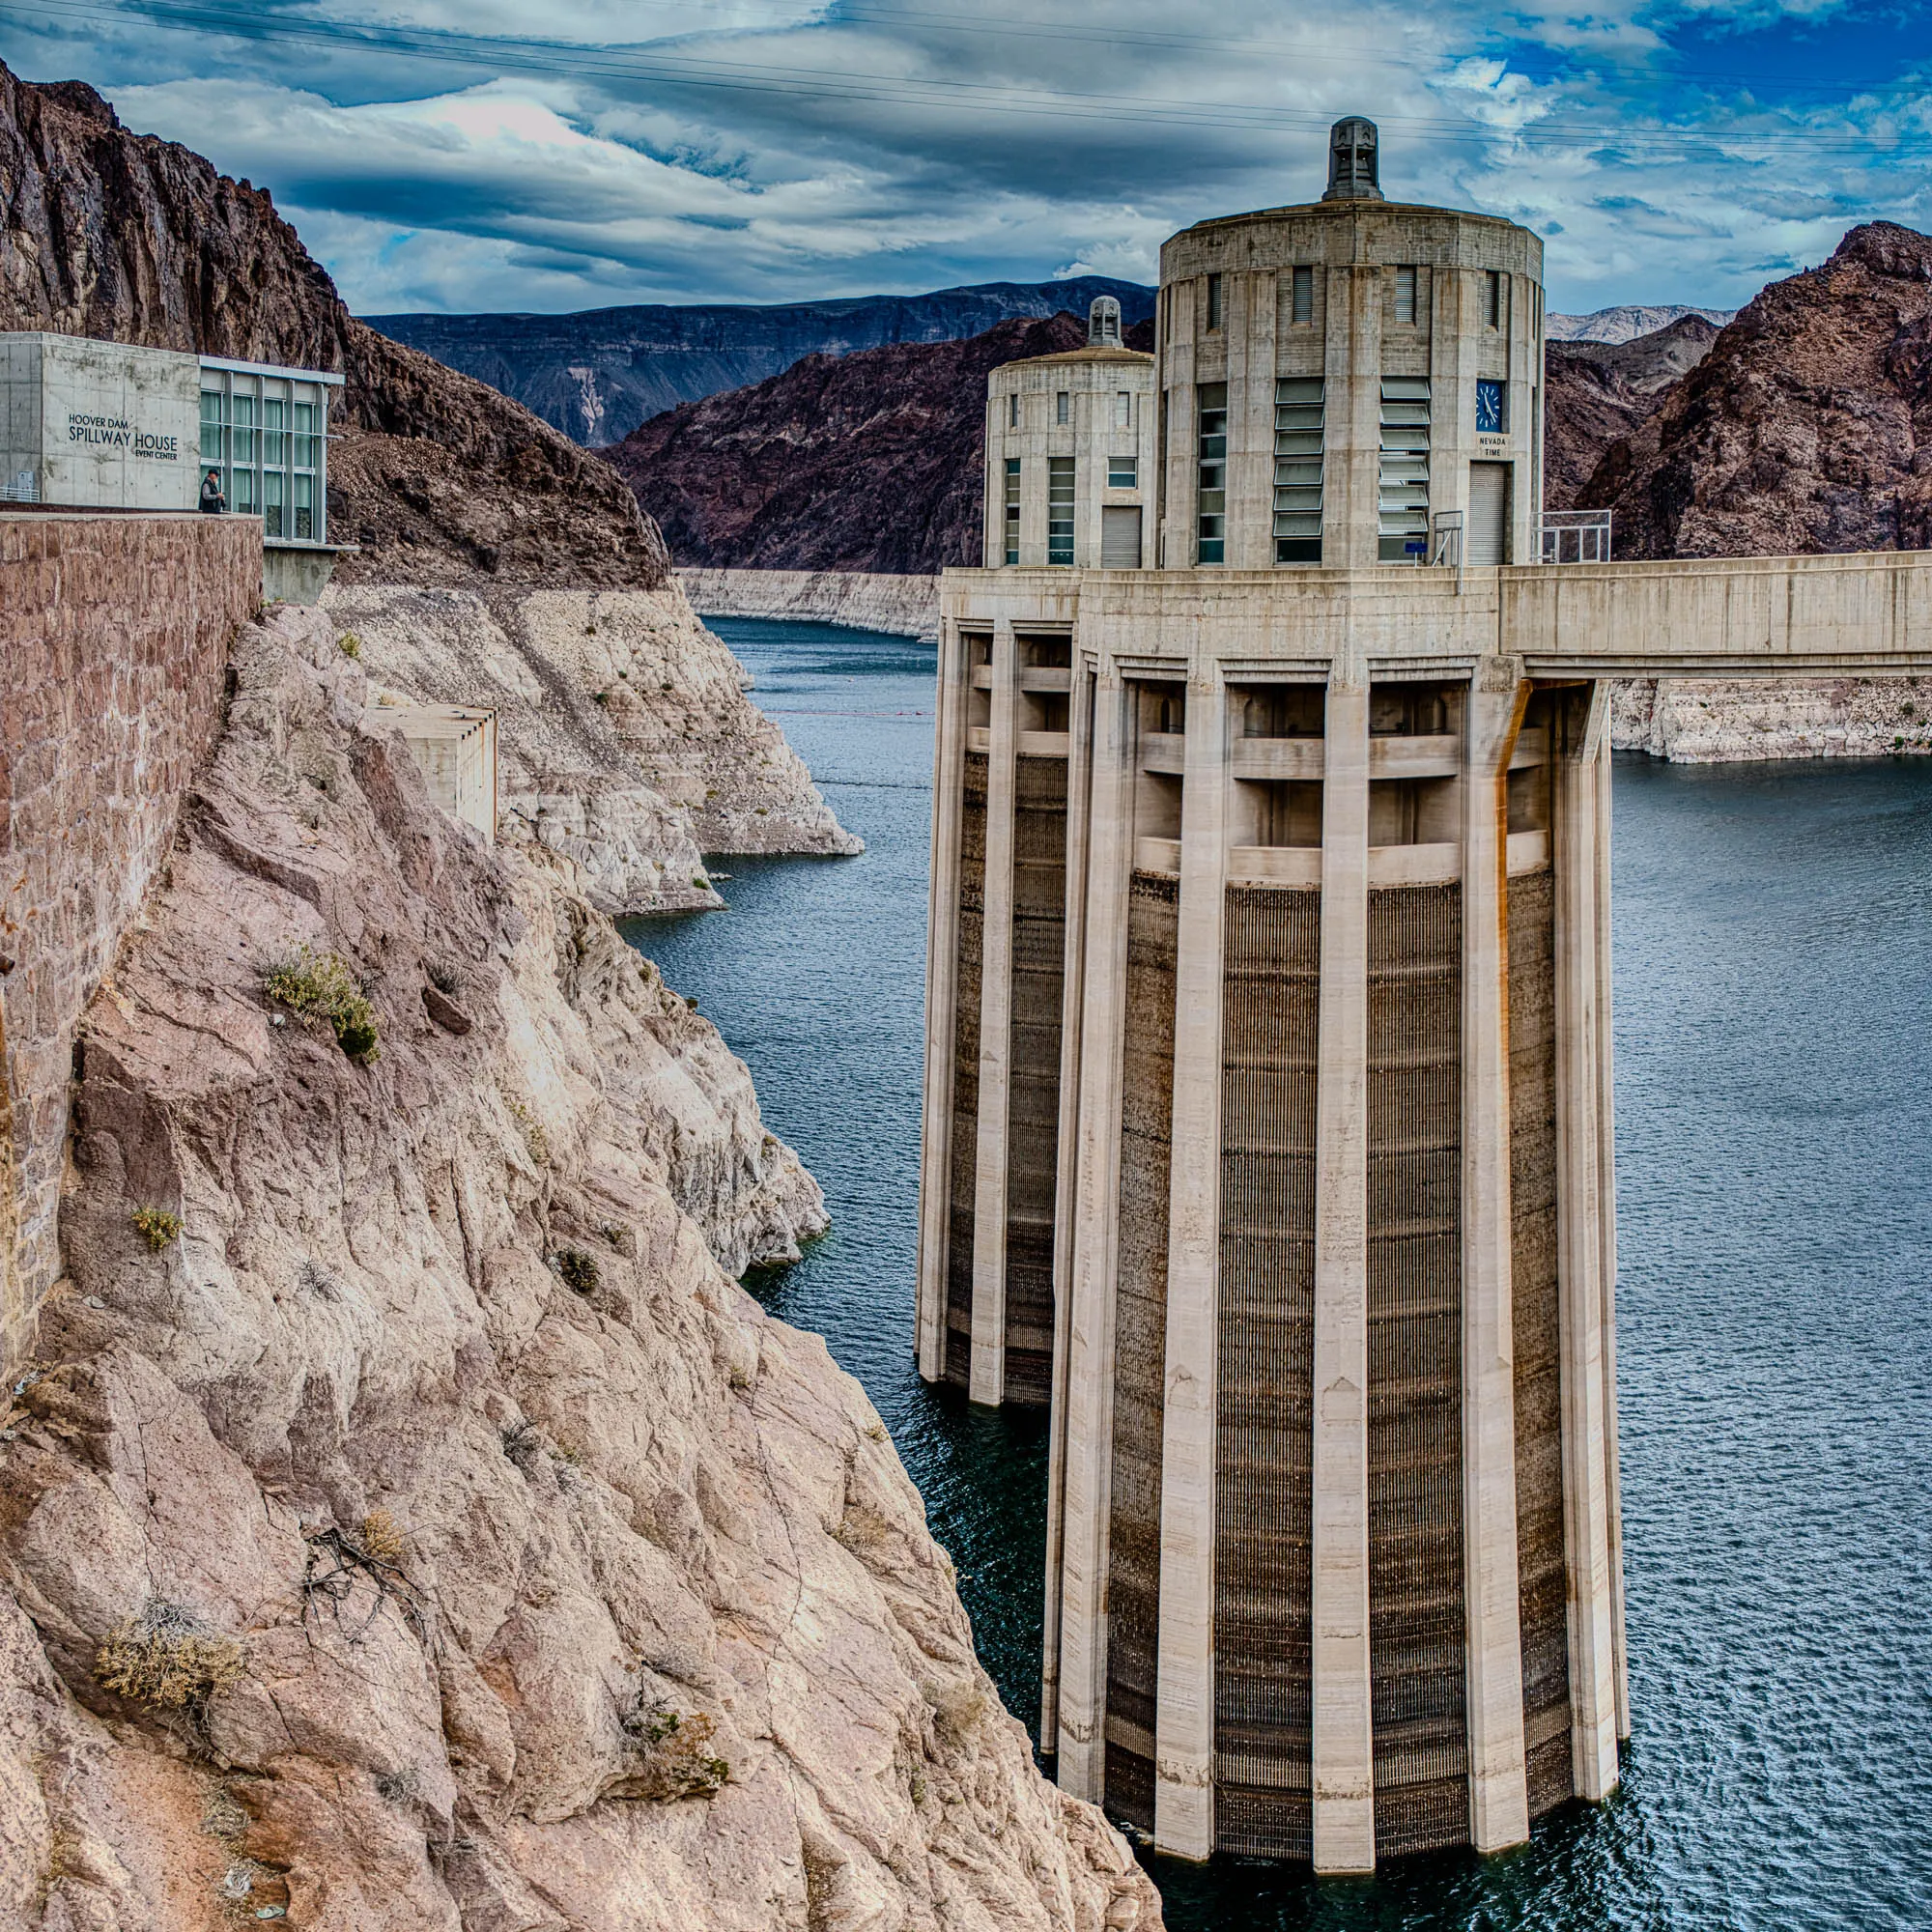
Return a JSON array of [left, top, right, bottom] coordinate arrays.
[[0, 330, 345, 601]]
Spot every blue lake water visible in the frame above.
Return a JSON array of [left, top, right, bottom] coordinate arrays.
[[626, 618, 1932, 1932]]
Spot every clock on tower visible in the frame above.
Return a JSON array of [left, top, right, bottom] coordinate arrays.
[[1476, 378, 1507, 435]]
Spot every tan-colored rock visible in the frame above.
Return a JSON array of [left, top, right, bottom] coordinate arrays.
[[1611, 673, 1932, 760], [327, 582, 862, 916], [678, 568, 940, 642], [0, 607, 1159, 1932]]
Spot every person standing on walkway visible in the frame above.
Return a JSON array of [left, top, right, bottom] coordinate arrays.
[[199, 469, 226, 514]]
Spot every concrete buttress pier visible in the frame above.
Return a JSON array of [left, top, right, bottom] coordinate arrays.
[[914, 125, 1932, 1870]]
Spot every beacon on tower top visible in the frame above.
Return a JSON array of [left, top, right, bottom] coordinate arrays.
[[1321, 115, 1382, 201]]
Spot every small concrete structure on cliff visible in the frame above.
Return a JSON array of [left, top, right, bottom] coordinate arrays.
[[915, 119, 1932, 1872], [1, 330, 345, 602]]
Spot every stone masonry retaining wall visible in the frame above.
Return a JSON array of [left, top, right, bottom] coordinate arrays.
[[0, 511, 261, 1374]]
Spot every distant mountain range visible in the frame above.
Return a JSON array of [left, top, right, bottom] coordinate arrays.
[[366, 278, 1157, 448], [1546, 303, 1736, 344]]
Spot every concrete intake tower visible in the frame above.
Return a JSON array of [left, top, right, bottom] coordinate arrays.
[[914, 123, 1932, 1872]]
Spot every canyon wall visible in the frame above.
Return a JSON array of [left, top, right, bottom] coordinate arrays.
[[325, 582, 861, 915], [0, 62, 665, 590], [1610, 674, 1932, 761], [679, 568, 941, 640], [0, 509, 259, 1376], [368, 277, 1158, 448], [612, 314, 1094, 575], [0, 606, 1159, 1932]]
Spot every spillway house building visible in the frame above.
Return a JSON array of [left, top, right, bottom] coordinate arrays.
[[915, 119, 1626, 1871]]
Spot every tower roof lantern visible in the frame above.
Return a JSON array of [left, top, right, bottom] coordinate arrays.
[[1322, 116, 1382, 202], [1088, 296, 1122, 347]]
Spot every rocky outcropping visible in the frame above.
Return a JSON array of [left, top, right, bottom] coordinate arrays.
[[325, 583, 862, 915], [1610, 674, 1932, 761], [0, 607, 1160, 1932], [368, 279, 1157, 449], [1544, 316, 1720, 511], [680, 569, 941, 640], [0, 63, 665, 588], [1582, 222, 1932, 557], [612, 314, 1094, 575]]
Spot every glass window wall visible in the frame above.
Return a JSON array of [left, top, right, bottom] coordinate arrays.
[[199, 366, 331, 543]]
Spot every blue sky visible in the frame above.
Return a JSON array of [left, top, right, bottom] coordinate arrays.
[[3, 0, 1928, 317]]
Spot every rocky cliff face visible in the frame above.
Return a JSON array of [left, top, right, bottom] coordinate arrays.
[[611, 314, 1094, 575], [1546, 303, 1734, 345], [326, 583, 862, 914], [678, 569, 941, 640], [1543, 316, 1720, 511], [0, 608, 1159, 1932], [1583, 222, 1932, 557], [0, 63, 664, 588], [368, 280, 1157, 449]]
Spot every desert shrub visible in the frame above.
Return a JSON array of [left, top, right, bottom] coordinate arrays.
[[499, 1418, 544, 1472], [337, 632, 362, 660], [360, 1509, 405, 1562], [296, 1257, 341, 1301], [504, 1094, 550, 1165], [554, 1249, 600, 1295], [620, 1705, 730, 1799], [96, 1601, 244, 1709], [130, 1208, 182, 1251], [374, 1765, 420, 1804], [263, 947, 379, 1063]]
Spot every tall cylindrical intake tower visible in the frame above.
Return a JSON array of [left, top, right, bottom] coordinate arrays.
[[915, 121, 1625, 1874]]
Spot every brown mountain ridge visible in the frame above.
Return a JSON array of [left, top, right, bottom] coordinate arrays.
[[611, 313, 1155, 575], [0, 63, 667, 586], [1583, 221, 1932, 557]]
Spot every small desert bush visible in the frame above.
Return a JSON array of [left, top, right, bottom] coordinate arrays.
[[96, 1601, 244, 1709], [130, 1208, 182, 1251], [504, 1094, 550, 1165], [621, 1706, 730, 1799], [337, 632, 362, 660], [360, 1509, 405, 1563], [264, 946, 379, 1062], [554, 1249, 600, 1295]]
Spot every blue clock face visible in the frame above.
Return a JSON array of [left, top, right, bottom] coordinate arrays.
[[1476, 379, 1506, 435]]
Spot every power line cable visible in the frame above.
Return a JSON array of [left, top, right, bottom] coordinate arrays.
[[9, 0, 1930, 156]]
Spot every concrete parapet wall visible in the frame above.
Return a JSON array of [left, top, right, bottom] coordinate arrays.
[[0, 510, 260, 1373]]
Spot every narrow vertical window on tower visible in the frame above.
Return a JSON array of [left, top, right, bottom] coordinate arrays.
[[1057, 390, 1070, 426], [1197, 383, 1229, 563], [1395, 266, 1418, 326], [1116, 390, 1133, 429], [1292, 265, 1315, 325], [1273, 377, 1323, 563], [1009, 391, 1020, 428], [1047, 455, 1075, 564], [1485, 270, 1503, 328], [1378, 376, 1431, 560], [1207, 273, 1224, 332], [1005, 457, 1021, 565]]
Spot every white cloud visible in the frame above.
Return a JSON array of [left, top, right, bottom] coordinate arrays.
[[2, 0, 1926, 314]]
